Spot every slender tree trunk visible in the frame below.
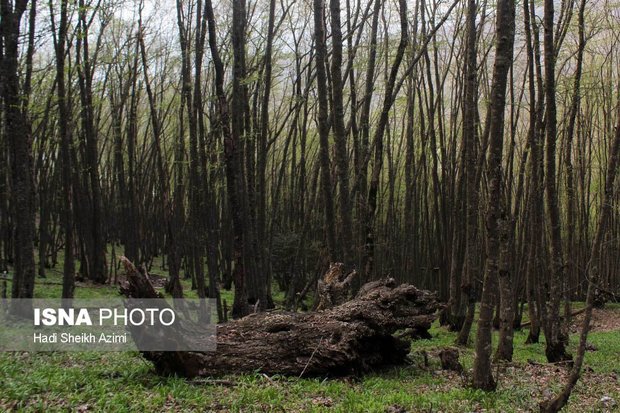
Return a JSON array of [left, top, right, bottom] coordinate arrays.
[[523, 0, 545, 345], [49, 0, 75, 298], [328, 0, 353, 264], [455, 0, 479, 345], [495, 216, 515, 361], [561, 0, 587, 333], [313, 0, 337, 261], [75, 0, 107, 283], [472, 0, 515, 391], [204, 0, 250, 318], [176, 0, 204, 299], [138, 4, 183, 298], [356, 0, 381, 278], [541, 85, 620, 413], [254, 0, 277, 310], [542, 0, 570, 363], [125, 50, 140, 264], [363, 0, 408, 280]]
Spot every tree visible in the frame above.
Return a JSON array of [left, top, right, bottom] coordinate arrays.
[[541, 84, 620, 413], [454, 0, 479, 343], [1, 0, 36, 303], [363, 0, 409, 280], [522, 0, 544, 345], [561, 0, 587, 333], [75, 0, 107, 283], [313, 0, 337, 262], [472, 0, 515, 391], [542, 0, 570, 363], [49, 0, 75, 298], [328, 0, 354, 265], [139, 1, 183, 298], [203, 0, 252, 318]]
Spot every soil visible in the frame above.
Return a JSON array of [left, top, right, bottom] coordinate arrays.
[[570, 307, 620, 333]]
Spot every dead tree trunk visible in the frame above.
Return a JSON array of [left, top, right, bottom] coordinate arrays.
[[119, 257, 439, 378]]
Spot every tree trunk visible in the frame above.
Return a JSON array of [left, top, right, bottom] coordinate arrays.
[[49, 0, 75, 298], [523, 0, 545, 345], [119, 257, 439, 378], [495, 216, 515, 361], [328, 0, 354, 264], [76, 0, 107, 283], [204, 0, 250, 318], [540, 75, 620, 413], [1, 0, 36, 303], [313, 0, 337, 261], [254, 0, 277, 310], [561, 0, 587, 336], [472, 0, 515, 391], [542, 0, 570, 363], [363, 0, 408, 280], [454, 0, 479, 344]]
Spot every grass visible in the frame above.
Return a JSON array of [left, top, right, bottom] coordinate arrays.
[[0, 351, 508, 412], [1, 260, 619, 412], [3, 324, 618, 412], [2, 249, 288, 306]]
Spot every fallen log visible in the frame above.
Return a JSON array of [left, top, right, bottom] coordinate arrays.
[[119, 257, 439, 378]]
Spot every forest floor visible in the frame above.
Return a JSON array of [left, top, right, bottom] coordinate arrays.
[[0, 271, 619, 412]]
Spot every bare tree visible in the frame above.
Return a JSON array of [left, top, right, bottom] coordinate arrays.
[[541, 85, 620, 413], [454, 0, 479, 344], [472, 0, 515, 391], [313, 0, 337, 261], [542, 0, 570, 363], [49, 0, 75, 298], [1, 0, 36, 303]]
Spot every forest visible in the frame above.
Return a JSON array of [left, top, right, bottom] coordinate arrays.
[[1, 0, 620, 411]]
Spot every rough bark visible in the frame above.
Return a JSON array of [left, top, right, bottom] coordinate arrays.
[[119, 257, 439, 378], [495, 216, 515, 361], [315, 262, 357, 310], [454, 0, 479, 344], [472, 0, 515, 391], [523, 0, 545, 345], [542, 0, 570, 363]]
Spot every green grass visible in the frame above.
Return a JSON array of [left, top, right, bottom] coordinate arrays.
[[2, 247, 289, 306], [0, 351, 509, 412], [2, 314, 618, 412], [3, 328, 617, 412], [1, 257, 619, 412]]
